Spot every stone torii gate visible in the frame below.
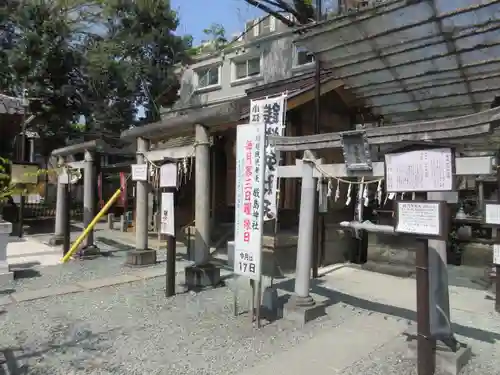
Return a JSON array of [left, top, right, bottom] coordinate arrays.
[[50, 139, 133, 254], [271, 106, 500, 374]]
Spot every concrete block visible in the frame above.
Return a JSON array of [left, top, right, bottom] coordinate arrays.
[[48, 234, 64, 246], [185, 264, 221, 289], [79, 245, 100, 258], [0, 222, 13, 288], [283, 298, 326, 326], [125, 250, 157, 266], [261, 286, 283, 321], [405, 329, 472, 375]]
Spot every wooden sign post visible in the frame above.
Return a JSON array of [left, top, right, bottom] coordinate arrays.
[[394, 200, 448, 375]]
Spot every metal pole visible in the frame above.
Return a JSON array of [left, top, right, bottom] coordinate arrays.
[[63, 179, 71, 256], [416, 239, 435, 375], [165, 185, 177, 298], [312, 0, 323, 279], [495, 162, 500, 313]]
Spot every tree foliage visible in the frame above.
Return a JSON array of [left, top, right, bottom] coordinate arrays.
[[0, 0, 191, 155]]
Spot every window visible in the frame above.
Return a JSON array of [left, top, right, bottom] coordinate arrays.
[[260, 16, 271, 34], [196, 66, 219, 88], [234, 58, 260, 80], [296, 47, 315, 66]]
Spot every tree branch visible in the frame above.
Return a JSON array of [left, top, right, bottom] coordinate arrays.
[[242, 0, 296, 27]]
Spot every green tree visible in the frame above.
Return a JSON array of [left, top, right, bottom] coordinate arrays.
[[98, 0, 192, 124], [0, 0, 99, 153]]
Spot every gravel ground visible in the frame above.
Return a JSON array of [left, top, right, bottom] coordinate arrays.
[[6, 239, 186, 293], [0, 278, 342, 375], [0, 272, 498, 374]]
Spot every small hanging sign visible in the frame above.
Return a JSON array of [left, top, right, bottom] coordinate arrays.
[[131, 164, 148, 181], [160, 163, 177, 188]]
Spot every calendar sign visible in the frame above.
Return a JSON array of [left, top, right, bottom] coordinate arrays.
[[234, 123, 266, 280]]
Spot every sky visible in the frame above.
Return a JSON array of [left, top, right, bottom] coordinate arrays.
[[171, 0, 264, 44]]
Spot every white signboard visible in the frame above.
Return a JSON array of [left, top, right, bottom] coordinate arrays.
[[385, 148, 453, 192], [249, 94, 287, 221], [234, 123, 266, 280], [493, 244, 500, 265], [395, 201, 441, 237], [485, 203, 500, 225], [160, 192, 175, 236], [131, 164, 148, 181], [160, 163, 177, 188]]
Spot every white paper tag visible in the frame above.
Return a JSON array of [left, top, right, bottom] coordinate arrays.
[[494, 244, 500, 266]]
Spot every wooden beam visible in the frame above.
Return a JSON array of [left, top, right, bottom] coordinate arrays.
[[271, 106, 500, 151], [287, 79, 343, 111], [277, 156, 495, 179]]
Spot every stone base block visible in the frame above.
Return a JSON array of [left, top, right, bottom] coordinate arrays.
[[0, 269, 13, 288], [125, 249, 157, 267], [260, 286, 283, 321], [405, 330, 472, 375], [79, 245, 101, 258], [283, 296, 326, 326], [185, 264, 221, 290], [48, 235, 64, 246]]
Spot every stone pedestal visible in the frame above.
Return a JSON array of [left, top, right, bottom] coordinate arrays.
[[125, 249, 157, 267], [404, 329, 472, 375], [79, 245, 101, 258], [185, 263, 221, 289], [283, 295, 326, 326], [48, 234, 64, 246], [0, 221, 13, 287]]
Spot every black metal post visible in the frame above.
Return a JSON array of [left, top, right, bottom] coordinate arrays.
[[165, 186, 177, 297], [416, 239, 436, 375], [161, 158, 178, 298], [312, 0, 323, 279], [63, 180, 71, 256]]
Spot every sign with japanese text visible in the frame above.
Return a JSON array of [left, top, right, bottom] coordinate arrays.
[[160, 163, 177, 188], [234, 123, 266, 280], [131, 164, 148, 181], [160, 192, 175, 236], [249, 94, 287, 221], [385, 148, 454, 192]]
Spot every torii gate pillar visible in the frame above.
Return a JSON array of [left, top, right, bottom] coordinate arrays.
[[283, 151, 326, 324]]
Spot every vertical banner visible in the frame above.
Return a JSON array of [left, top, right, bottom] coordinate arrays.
[[119, 172, 127, 208], [160, 192, 175, 236], [249, 94, 287, 221], [234, 123, 266, 280]]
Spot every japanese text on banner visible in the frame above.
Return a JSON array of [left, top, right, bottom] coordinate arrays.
[[249, 94, 287, 221], [234, 123, 266, 280]]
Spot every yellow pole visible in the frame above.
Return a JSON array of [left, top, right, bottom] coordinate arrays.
[[61, 188, 123, 263]]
